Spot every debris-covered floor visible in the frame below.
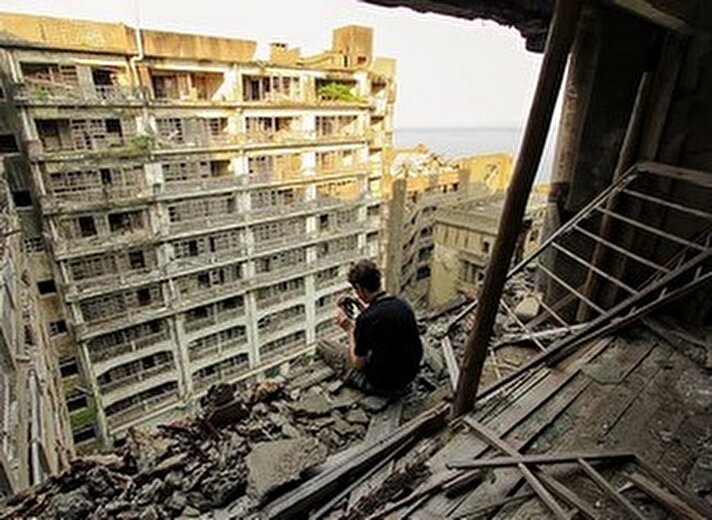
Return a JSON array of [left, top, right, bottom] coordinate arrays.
[[285, 321, 711, 519]]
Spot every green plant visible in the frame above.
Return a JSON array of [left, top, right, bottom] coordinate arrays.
[[128, 133, 156, 154], [70, 401, 97, 431], [318, 82, 363, 103], [35, 89, 50, 103]]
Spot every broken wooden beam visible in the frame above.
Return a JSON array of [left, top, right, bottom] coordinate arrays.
[[447, 451, 634, 469], [261, 402, 448, 519], [453, 0, 584, 416], [627, 472, 705, 520], [441, 336, 459, 390]]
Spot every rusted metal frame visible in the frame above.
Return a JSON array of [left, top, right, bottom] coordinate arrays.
[[573, 223, 671, 272], [537, 263, 606, 315], [577, 458, 646, 520], [620, 187, 712, 220], [452, 0, 584, 416], [461, 417, 570, 520], [448, 451, 635, 470], [498, 298, 548, 352], [594, 206, 707, 251], [547, 255, 712, 366], [551, 242, 638, 295]]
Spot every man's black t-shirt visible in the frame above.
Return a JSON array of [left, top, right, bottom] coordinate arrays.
[[353, 293, 423, 392]]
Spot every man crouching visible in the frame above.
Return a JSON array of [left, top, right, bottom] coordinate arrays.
[[332, 259, 423, 396]]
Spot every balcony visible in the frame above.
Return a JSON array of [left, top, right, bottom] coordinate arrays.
[[88, 331, 171, 365], [177, 279, 249, 308], [14, 80, 143, 105], [183, 305, 245, 334], [160, 176, 241, 195], [106, 391, 179, 429], [76, 300, 169, 339], [253, 232, 316, 255], [168, 213, 247, 235], [193, 359, 250, 392], [314, 246, 367, 270], [258, 315, 306, 343], [100, 362, 175, 395], [189, 336, 248, 363], [65, 268, 163, 302], [260, 338, 308, 363], [167, 246, 249, 275], [42, 185, 153, 213], [244, 129, 315, 147], [156, 131, 241, 151], [255, 289, 304, 311]]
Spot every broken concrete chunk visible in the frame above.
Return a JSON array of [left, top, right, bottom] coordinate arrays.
[[330, 388, 361, 409], [359, 395, 389, 413], [346, 408, 370, 425], [166, 490, 187, 514], [246, 437, 328, 501], [514, 296, 540, 321], [290, 393, 333, 416]]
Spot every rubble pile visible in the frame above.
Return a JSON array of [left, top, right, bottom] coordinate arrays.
[[1, 355, 446, 519]]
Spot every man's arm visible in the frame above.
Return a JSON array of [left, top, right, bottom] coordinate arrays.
[[335, 309, 367, 371]]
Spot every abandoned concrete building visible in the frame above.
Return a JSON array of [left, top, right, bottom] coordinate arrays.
[[382, 146, 513, 307], [429, 191, 547, 307], [0, 169, 72, 496], [2, 0, 712, 517], [0, 13, 394, 451]]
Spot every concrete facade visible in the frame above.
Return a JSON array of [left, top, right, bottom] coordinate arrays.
[[382, 146, 512, 307], [0, 13, 394, 449], [0, 171, 72, 496], [429, 190, 546, 307]]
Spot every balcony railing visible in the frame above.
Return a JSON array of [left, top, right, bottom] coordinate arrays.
[[183, 306, 245, 334], [258, 314, 306, 339], [189, 337, 248, 362], [106, 391, 179, 428], [168, 246, 249, 274], [156, 132, 241, 150], [253, 231, 315, 254], [161, 176, 240, 195], [255, 289, 304, 310], [168, 213, 246, 235], [14, 80, 142, 104], [260, 338, 307, 362], [100, 362, 175, 394], [193, 360, 250, 392], [43, 185, 151, 210], [178, 279, 249, 307], [89, 331, 171, 364]]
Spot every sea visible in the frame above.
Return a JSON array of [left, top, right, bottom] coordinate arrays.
[[395, 127, 557, 182]]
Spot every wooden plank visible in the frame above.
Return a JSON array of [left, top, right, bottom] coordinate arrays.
[[462, 417, 570, 520], [634, 456, 712, 519], [347, 400, 403, 508], [448, 451, 634, 469], [441, 336, 459, 390], [538, 473, 598, 520], [261, 402, 448, 519], [419, 339, 610, 516], [628, 472, 705, 520], [577, 458, 646, 520]]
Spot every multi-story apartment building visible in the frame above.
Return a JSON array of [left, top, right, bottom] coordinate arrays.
[[0, 171, 72, 495], [382, 146, 512, 307], [0, 13, 394, 448], [429, 191, 547, 308]]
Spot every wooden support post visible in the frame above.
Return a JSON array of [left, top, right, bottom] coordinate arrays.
[[452, 0, 583, 417]]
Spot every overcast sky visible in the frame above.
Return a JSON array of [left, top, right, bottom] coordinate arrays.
[[1, 0, 543, 129]]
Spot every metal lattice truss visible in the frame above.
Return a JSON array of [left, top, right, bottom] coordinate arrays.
[[447, 161, 712, 383]]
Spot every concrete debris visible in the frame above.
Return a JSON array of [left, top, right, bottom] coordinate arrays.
[[246, 437, 328, 501], [514, 295, 540, 321], [359, 395, 390, 413], [291, 393, 334, 416], [346, 408, 370, 425]]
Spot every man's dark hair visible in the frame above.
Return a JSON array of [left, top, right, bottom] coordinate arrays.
[[348, 259, 382, 292]]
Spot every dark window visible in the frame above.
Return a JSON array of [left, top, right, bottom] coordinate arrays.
[[188, 240, 199, 256], [11, 190, 32, 207], [128, 251, 145, 269], [100, 169, 113, 186], [66, 393, 88, 411], [136, 288, 151, 306], [59, 358, 78, 377], [50, 319, 68, 336], [78, 216, 97, 237], [198, 273, 210, 288], [483, 240, 491, 254], [105, 119, 122, 134], [0, 134, 18, 153], [72, 425, 96, 444], [416, 266, 431, 280], [37, 279, 57, 294]]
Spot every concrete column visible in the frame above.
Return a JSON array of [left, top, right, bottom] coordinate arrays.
[[304, 275, 316, 345], [384, 177, 406, 293], [244, 292, 259, 367], [170, 313, 193, 402]]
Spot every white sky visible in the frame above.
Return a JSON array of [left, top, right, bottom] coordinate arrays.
[[1, 0, 544, 129]]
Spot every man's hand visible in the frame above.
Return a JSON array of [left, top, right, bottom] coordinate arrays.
[[335, 308, 354, 332]]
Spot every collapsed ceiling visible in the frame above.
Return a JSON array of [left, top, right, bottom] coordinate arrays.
[[360, 0, 553, 51]]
